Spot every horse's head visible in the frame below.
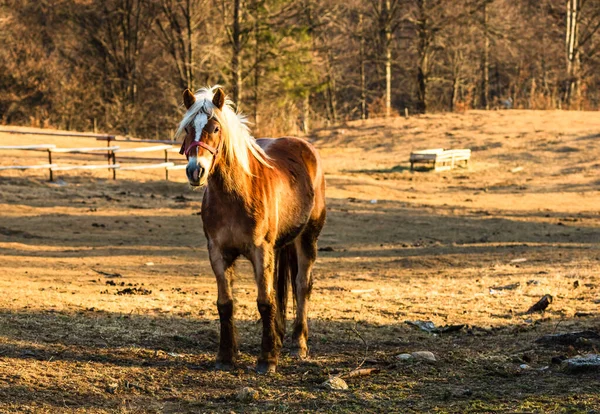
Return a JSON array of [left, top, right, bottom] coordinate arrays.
[[179, 88, 226, 187]]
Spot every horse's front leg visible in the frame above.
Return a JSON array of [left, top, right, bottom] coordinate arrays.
[[251, 244, 281, 374], [208, 242, 238, 370]]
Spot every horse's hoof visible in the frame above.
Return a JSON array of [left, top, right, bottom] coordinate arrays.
[[215, 361, 234, 371], [290, 347, 308, 360], [256, 361, 277, 374]]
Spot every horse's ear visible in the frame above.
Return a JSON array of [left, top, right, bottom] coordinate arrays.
[[212, 88, 225, 110], [183, 89, 196, 109]]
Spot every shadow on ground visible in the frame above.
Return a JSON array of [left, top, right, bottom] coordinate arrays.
[[1, 308, 599, 412]]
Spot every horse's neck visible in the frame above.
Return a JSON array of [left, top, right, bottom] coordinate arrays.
[[207, 149, 256, 204]]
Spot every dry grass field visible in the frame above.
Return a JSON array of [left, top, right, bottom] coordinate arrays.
[[0, 110, 599, 413]]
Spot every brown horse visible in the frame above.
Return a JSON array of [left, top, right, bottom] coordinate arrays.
[[176, 86, 326, 373]]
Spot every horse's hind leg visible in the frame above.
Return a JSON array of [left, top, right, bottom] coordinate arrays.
[[291, 224, 320, 359], [209, 244, 238, 370]]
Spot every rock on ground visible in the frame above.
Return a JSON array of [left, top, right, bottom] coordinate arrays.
[[236, 387, 259, 402], [321, 377, 349, 390], [411, 351, 437, 362]]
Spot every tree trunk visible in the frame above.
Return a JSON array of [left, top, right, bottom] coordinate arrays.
[[232, 0, 243, 108], [384, 42, 391, 117], [541, 51, 551, 99], [326, 54, 338, 123], [359, 12, 367, 120], [450, 76, 458, 112], [253, 13, 260, 132], [381, 0, 392, 117], [416, 0, 428, 113], [185, 0, 194, 90], [481, 0, 490, 110], [302, 92, 310, 135], [565, 0, 580, 108], [417, 66, 427, 113], [529, 76, 536, 109]]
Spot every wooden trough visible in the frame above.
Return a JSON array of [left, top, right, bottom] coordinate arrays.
[[410, 148, 471, 172]]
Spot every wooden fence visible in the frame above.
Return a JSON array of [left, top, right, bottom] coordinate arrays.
[[0, 128, 186, 181]]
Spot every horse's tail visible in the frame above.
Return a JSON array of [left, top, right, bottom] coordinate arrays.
[[275, 244, 298, 339]]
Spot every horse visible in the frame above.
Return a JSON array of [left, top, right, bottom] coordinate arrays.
[[176, 86, 326, 373]]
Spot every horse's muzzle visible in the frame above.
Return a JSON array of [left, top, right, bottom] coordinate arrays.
[[186, 164, 205, 186]]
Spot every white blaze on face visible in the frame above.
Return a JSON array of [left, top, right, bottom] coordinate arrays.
[[187, 112, 213, 179], [193, 113, 208, 142]]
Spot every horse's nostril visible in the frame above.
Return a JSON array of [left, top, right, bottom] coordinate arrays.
[[186, 165, 198, 182]]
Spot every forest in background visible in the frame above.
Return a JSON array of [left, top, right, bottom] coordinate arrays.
[[1, 0, 599, 139]]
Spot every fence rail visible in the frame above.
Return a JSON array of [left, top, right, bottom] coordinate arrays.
[[0, 164, 58, 171], [50, 146, 120, 153], [51, 164, 121, 172], [166, 165, 186, 170], [0, 128, 186, 181], [97, 137, 176, 145], [114, 145, 173, 153], [0, 144, 56, 150], [0, 129, 115, 140], [119, 162, 174, 171]]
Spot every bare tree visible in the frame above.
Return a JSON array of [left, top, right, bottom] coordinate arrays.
[[231, 0, 244, 107], [359, 11, 368, 119], [564, 0, 600, 107], [76, 0, 156, 133], [443, 10, 478, 111], [3, 0, 600, 136], [154, 0, 212, 91], [407, 0, 464, 113], [368, 0, 402, 117], [481, 0, 491, 109]]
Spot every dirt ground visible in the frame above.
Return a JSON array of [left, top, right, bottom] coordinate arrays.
[[0, 110, 599, 413]]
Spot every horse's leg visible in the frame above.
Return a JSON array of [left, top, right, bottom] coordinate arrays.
[[291, 228, 318, 359], [251, 244, 280, 374], [209, 243, 238, 370]]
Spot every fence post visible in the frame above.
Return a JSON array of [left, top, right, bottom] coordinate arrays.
[[106, 137, 112, 171], [164, 149, 169, 181], [111, 151, 117, 180], [47, 149, 53, 181], [105, 136, 117, 180]]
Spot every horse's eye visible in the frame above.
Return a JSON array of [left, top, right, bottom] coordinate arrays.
[[214, 126, 219, 133]]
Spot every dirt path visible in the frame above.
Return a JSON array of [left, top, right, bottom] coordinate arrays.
[[0, 110, 599, 412]]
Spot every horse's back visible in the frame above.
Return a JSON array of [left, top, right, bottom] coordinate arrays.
[[256, 137, 324, 189]]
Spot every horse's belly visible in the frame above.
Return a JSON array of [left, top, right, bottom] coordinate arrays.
[[274, 223, 304, 248], [273, 195, 314, 248]]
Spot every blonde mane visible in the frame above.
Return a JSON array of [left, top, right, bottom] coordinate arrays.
[[175, 86, 271, 176]]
